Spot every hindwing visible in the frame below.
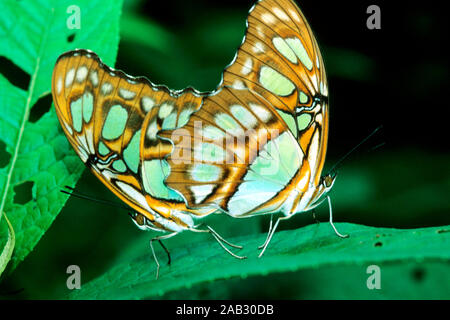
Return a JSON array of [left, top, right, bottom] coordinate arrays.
[[52, 49, 205, 230]]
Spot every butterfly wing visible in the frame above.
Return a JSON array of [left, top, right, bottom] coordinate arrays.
[[146, 86, 305, 217], [139, 0, 330, 217], [222, 0, 329, 189], [53, 0, 330, 225], [52, 49, 204, 230]]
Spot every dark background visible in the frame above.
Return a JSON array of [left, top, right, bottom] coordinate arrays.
[[1, 0, 448, 299]]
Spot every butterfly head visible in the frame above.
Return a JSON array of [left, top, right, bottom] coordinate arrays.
[[321, 170, 337, 193], [303, 170, 337, 212]]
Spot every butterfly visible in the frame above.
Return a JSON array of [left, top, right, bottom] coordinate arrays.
[[51, 0, 347, 278]]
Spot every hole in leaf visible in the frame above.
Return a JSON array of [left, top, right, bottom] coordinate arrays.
[[0, 56, 30, 90], [13, 181, 34, 205], [412, 268, 426, 282], [374, 241, 382, 247], [29, 94, 52, 123], [0, 140, 10, 168], [67, 33, 76, 43]]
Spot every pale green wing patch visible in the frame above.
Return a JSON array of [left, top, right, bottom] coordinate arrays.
[[259, 66, 296, 96], [123, 129, 141, 173], [142, 160, 183, 201], [286, 38, 313, 71], [70, 98, 83, 132], [102, 105, 129, 140], [227, 131, 302, 216]]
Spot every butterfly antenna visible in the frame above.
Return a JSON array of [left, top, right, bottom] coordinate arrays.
[[328, 125, 384, 175], [61, 186, 131, 212], [367, 141, 386, 153]]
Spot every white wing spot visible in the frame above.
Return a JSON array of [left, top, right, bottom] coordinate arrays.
[[141, 96, 155, 112], [311, 74, 319, 92], [232, 79, 246, 90], [116, 181, 153, 212], [101, 82, 113, 95], [158, 103, 174, 118], [261, 12, 276, 24], [65, 68, 75, 87], [146, 120, 158, 140], [191, 185, 214, 204], [315, 113, 323, 125], [76, 66, 88, 82], [119, 88, 136, 100], [252, 42, 265, 54], [249, 103, 272, 123], [256, 25, 265, 38], [56, 76, 63, 94], [320, 81, 328, 96], [295, 171, 310, 195], [63, 121, 73, 135], [307, 130, 320, 172], [241, 57, 253, 76], [273, 7, 289, 21], [289, 9, 301, 22], [76, 145, 89, 163], [90, 70, 99, 87]]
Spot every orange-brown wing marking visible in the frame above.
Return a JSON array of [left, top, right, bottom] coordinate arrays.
[[151, 87, 303, 215]]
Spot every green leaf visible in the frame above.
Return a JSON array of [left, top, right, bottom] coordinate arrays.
[[0, 0, 123, 272], [68, 223, 450, 299], [0, 212, 15, 277]]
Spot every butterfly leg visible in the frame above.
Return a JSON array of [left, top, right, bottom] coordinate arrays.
[[258, 215, 293, 258], [150, 232, 178, 279], [258, 215, 274, 250], [157, 239, 171, 265], [327, 196, 349, 238], [190, 225, 246, 260]]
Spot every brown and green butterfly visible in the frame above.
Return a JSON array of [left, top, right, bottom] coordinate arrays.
[[52, 0, 347, 278]]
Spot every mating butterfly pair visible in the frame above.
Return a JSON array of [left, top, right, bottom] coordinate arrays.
[[52, 0, 347, 278]]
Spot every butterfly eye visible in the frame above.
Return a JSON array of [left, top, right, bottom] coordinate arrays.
[[323, 174, 336, 189]]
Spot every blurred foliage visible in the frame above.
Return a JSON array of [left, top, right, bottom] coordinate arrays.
[[0, 0, 448, 299]]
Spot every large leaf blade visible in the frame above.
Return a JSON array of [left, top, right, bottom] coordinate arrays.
[[68, 223, 450, 299], [0, 0, 123, 272]]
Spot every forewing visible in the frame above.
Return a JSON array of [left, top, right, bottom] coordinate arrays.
[[142, 86, 304, 216], [222, 0, 329, 185]]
